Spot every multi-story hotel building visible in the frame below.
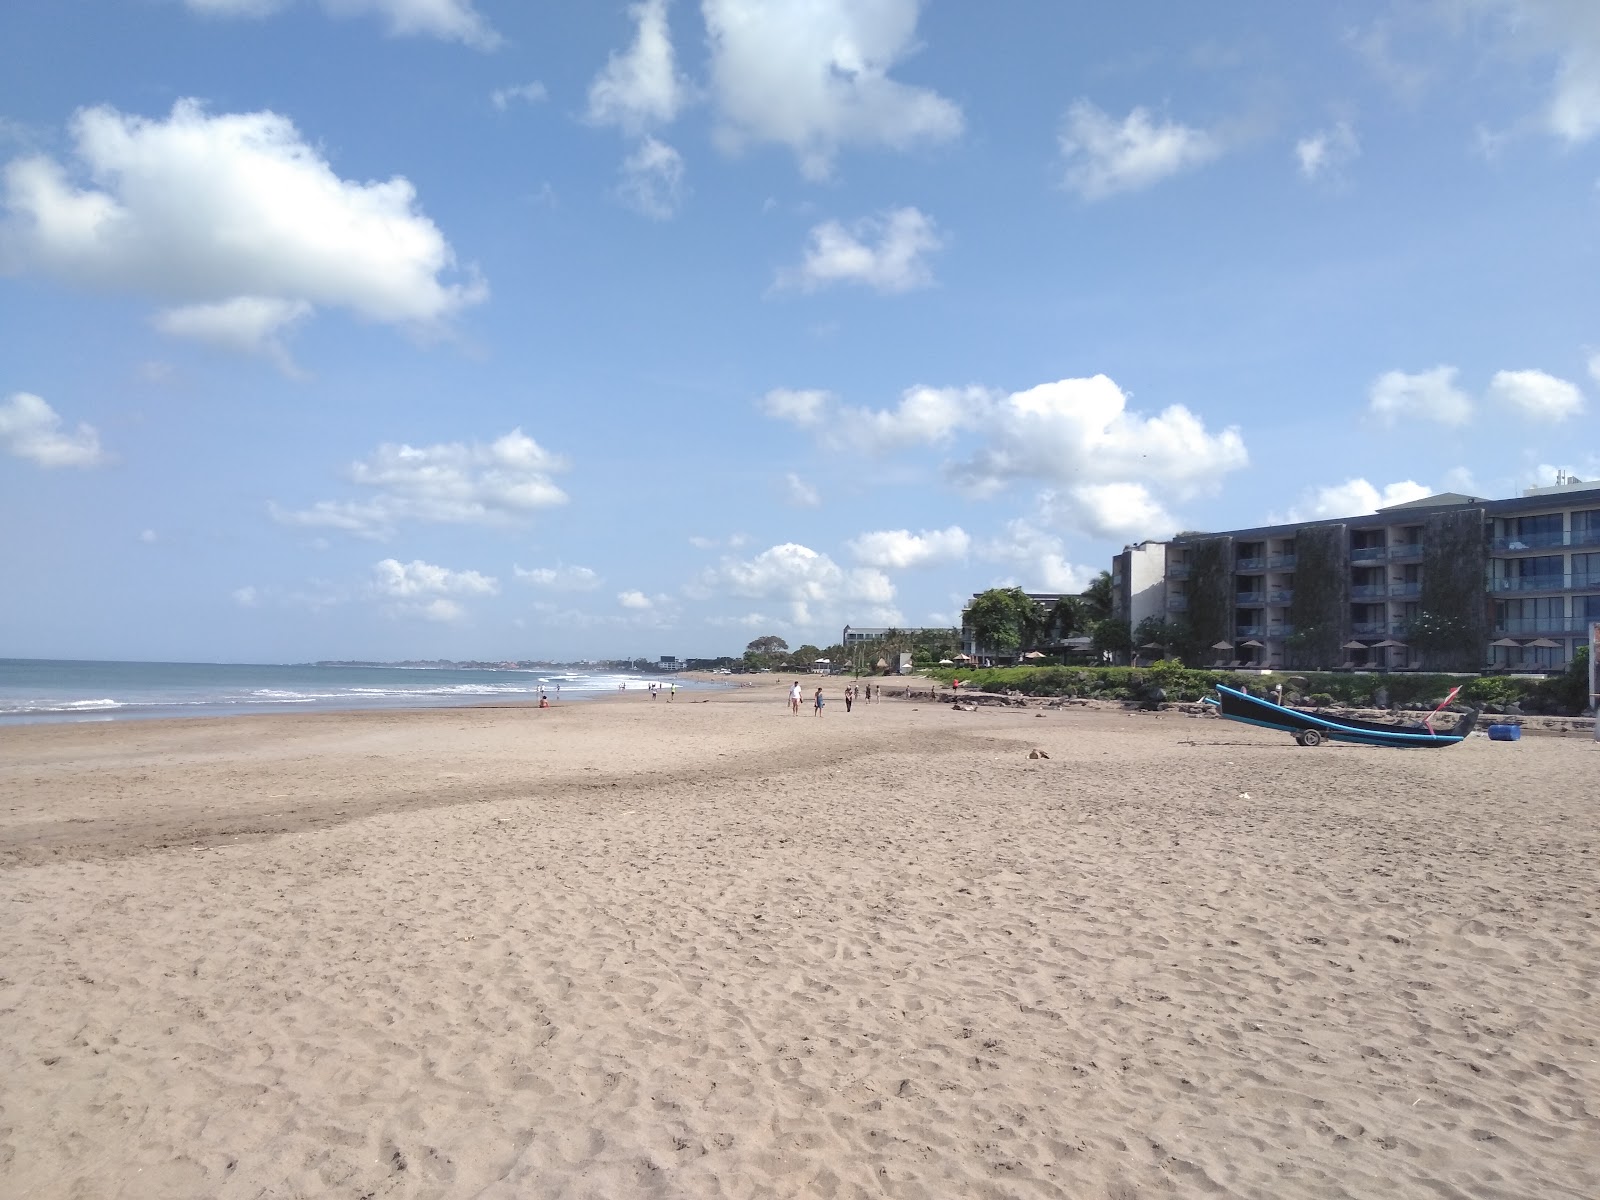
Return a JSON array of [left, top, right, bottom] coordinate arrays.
[[1111, 476, 1600, 673]]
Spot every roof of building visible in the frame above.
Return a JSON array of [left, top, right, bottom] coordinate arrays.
[[1375, 491, 1485, 511]]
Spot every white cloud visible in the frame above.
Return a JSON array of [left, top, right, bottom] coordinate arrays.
[[272, 428, 568, 538], [587, 0, 687, 133], [1441, 466, 1481, 494], [617, 589, 654, 610], [1588, 353, 1600, 386], [702, 0, 963, 180], [372, 557, 496, 622], [691, 542, 898, 628], [777, 206, 942, 293], [232, 585, 259, 607], [946, 375, 1247, 498], [1058, 101, 1221, 200], [617, 136, 687, 219], [1, 100, 484, 353], [1487, 368, 1585, 421], [1295, 121, 1360, 179], [183, 0, 500, 48], [783, 471, 821, 508], [0, 392, 107, 468], [976, 520, 1095, 593], [491, 82, 548, 111], [515, 564, 600, 591], [139, 529, 158, 543], [1450, 1, 1600, 142], [1368, 366, 1473, 426], [1278, 478, 1435, 524], [1042, 482, 1176, 541], [847, 525, 969, 569], [758, 387, 831, 426], [150, 296, 312, 373], [838, 385, 985, 453]]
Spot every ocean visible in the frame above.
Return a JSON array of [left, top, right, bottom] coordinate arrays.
[[0, 659, 711, 725]]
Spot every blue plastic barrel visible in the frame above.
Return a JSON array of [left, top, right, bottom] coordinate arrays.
[[1487, 724, 1521, 741]]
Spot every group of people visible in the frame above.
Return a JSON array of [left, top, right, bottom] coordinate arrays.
[[787, 679, 876, 716]]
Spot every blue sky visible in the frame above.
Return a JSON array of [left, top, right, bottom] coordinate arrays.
[[3, 0, 1598, 662]]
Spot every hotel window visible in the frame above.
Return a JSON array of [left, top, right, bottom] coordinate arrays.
[[1517, 554, 1564, 580], [1574, 552, 1600, 585], [1576, 595, 1600, 622], [1573, 509, 1600, 541], [1511, 513, 1563, 547]]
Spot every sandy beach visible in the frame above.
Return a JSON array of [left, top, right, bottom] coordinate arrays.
[[2, 680, 1597, 1199]]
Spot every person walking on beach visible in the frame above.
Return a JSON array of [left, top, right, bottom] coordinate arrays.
[[789, 680, 802, 714], [669, 681, 676, 701], [813, 687, 824, 716], [844, 685, 854, 713]]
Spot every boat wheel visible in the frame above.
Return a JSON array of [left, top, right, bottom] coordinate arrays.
[[1297, 729, 1323, 747]]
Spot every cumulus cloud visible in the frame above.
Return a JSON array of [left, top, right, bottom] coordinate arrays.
[[1041, 482, 1176, 541], [702, 0, 963, 179], [776, 206, 942, 294], [1058, 101, 1221, 200], [690, 542, 898, 628], [0, 100, 484, 356], [515, 564, 600, 590], [0, 392, 107, 468], [183, 0, 500, 48], [1295, 121, 1360, 179], [1368, 366, 1473, 426], [587, 0, 687, 133], [758, 387, 831, 426], [1276, 478, 1435, 524], [977, 520, 1096, 593], [151, 296, 312, 373], [837, 385, 985, 452], [272, 428, 568, 538], [372, 557, 497, 622], [1487, 368, 1585, 421], [847, 525, 969, 569], [783, 471, 821, 508], [491, 82, 547, 111], [1449, 0, 1600, 142], [617, 136, 687, 219], [617, 589, 654, 610]]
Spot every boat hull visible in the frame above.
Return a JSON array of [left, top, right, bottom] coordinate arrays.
[[1210, 684, 1476, 748]]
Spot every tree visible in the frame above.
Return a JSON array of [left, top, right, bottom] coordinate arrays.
[[964, 587, 1037, 654], [1081, 570, 1114, 623], [1048, 596, 1086, 642], [785, 644, 823, 670], [1405, 611, 1471, 668], [746, 635, 789, 657], [1091, 617, 1132, 657]]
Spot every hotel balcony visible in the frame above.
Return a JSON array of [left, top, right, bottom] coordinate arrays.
[[1352, 621, 1387, 636], [1267, 553, 1296, 570], [1167, 594, 1188, 611], [1267, 624, 1294, 638], [1235, 556, 1265, 572], [1388, 582, 1422, 598], [1235, 592, 1266, 606], [1235, 625, 1265, 638], [1492, 529, 1600, 552], [1388, 543, 1424, 560], [1167, 562, 1191, 579], [1351, 584, 1387, 599], [1491, 574, 1597, 593], [1493, 616, 1589, 634], [1351, 546, 1387, 562], [1268, 588, 1293, 604]]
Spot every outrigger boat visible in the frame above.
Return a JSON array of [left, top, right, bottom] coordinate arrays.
[[1206, 683, 1478, 748]]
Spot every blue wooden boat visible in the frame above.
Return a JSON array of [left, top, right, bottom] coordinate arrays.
[[1207, 683, 1477, 748]]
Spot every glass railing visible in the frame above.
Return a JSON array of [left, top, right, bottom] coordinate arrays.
[[1351, 622, 1386, 635], [1166, 595, 1188, 610], [1388, 543, 1423, 559], [1388, 583, 1421, 598], [1268, 589, 1293, 604], [1235, 625, 1264, 638], [1492, 530, 1569, 552], [1167, 563, 1190, 578], [1351, 546, 1386, 561], [1235, 593, 1265, 606], [1268, 553, 1296, 569], [1491, 575, 1574, 592], [1493, 617, 1587, 634], [1235, 557, 1264, 572], [1575, 573, 1598, 590], [1574, 527, 1600, 548], [1351, 584, 1386, 599], [1267, 624, 1294, 638]]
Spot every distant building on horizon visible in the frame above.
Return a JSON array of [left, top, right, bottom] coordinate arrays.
[[1110, 475, 1600, 673], [840, 625, 944, 647]]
